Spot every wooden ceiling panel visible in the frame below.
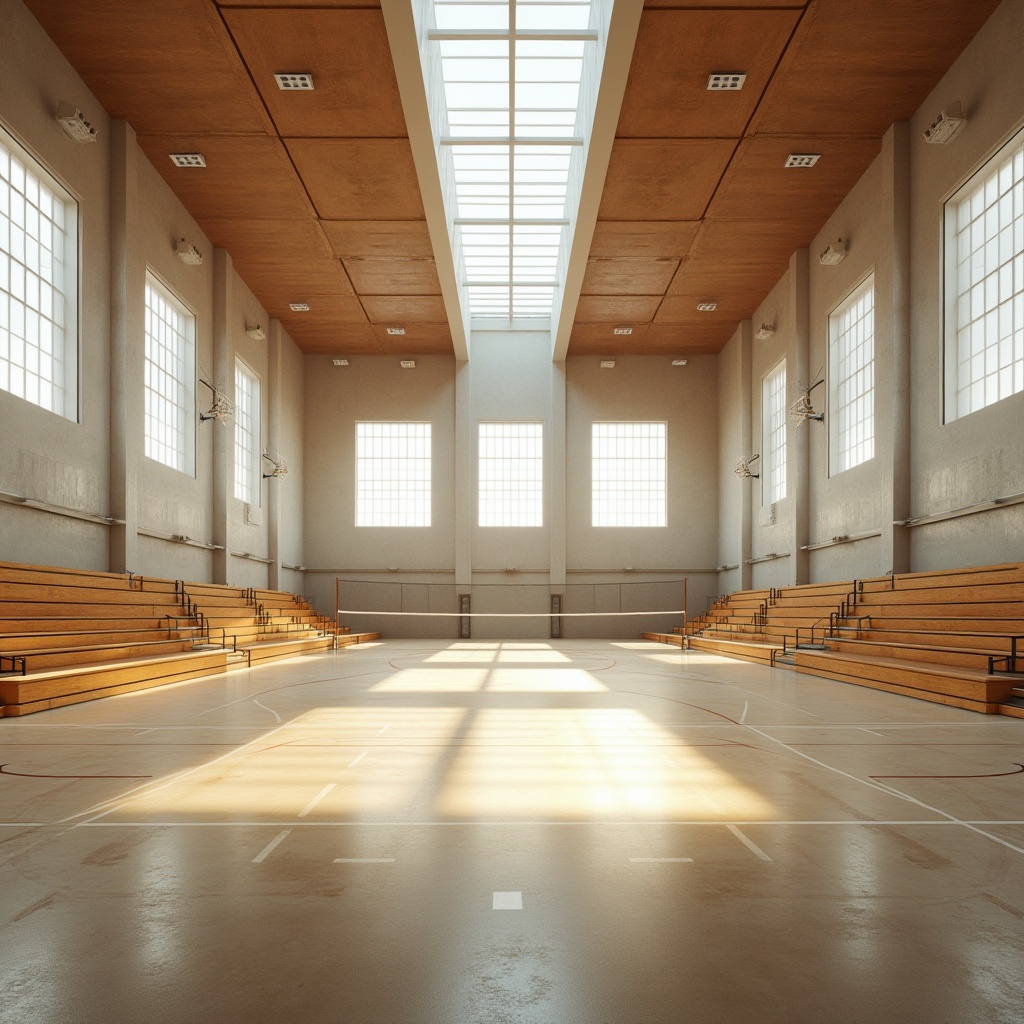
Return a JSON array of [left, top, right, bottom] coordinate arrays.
[[371, 324, 454, 354], [581, 259, 678, 296], [599, 140, 737, 221], [687, 219, 806, 269], [617, 10, 801, 138], [751, 0, 1003, 137], [323, 221, 435, 260], [708, 136, 881, 227], [223, 9, 406, 138], [291, 323, 382, 356], [136, 136, 313, 221], [231, 258, 356, 301], [361, 295, 449, 324], [343, 260, 441, 296], [666, 255, 788, 301], [641, 324, 731, 354], [645, 0, 804, 7], [588, 222, 699, 260], [654, 294, 760, 326], [287, 140, 425, 221], [569, 324, 651, 355], [202, 219, 332, 262], [574, 296, 662, 324], [217, 0, 379, 8], [23, 0, 272, 136], [265, 292, 369, 327]]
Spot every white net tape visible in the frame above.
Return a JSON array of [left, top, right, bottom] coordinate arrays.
[[337, 609, 685, 618]]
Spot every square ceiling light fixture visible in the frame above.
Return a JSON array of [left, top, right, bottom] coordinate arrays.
[[400, 360, 416, 369], [784, 153, 821, 168], [707, 73, 746, 91], [386, 327, 406, 336], [169, 153, 206, 168], [600, 360, 615, 368], [332, 358, 349, 366], [672, 359, 688, 366], [612, 327, 633, 335], [288, 302, 310, 312], [697, 302, 718, 312], [274, 73, 314, 91]]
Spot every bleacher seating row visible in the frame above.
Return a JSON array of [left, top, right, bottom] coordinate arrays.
[[0, 561, 379, 717], [644, 562, 1024, 717]]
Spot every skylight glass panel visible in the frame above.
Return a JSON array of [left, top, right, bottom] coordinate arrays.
[[427, 0, 598, 321]]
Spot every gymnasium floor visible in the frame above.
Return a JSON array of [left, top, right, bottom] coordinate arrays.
[[1, 639, 1022, 1024]]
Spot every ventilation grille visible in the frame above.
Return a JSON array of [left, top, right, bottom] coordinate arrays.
[[169, 153, 206, 168], [274, 73, 314, 91], [784, 153, 821, 168], [707, 73, 746, 91]]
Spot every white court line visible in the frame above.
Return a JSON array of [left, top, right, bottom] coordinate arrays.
[[629, 857, 693, 863], [252, 699, 282, 723], [740, 701, 749, 725], [859, 728, 886, 737], [375, 724, 391, 737], [75, 819, 1024, 828], [720, 685, 821, 718], [726, 824, 773, 862], [135, 729, 156, 736], [333, 857, 395, 863], [347, 751, 367, 768], [297, 783, 336, 818], [252, 829, 291, 863]]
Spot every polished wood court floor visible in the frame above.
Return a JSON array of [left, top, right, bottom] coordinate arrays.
[[1, 640, 1022, 1023]]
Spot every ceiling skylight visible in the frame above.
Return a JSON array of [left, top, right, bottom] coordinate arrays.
[[423, 0, 601, 323]]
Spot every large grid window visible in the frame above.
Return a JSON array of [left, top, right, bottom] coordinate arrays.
[[144, 275, 195, 473], [763, 362, 787, 505], [356, 422, 432, 527], [830, 276, 875, 473], [234, 360, 260, 505], [945, 127, 1024, 420], [0, 127, 78, 419], [478, 422, 543, 526], [591, 422, 666, 528]]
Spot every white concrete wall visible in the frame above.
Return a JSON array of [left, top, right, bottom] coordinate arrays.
[[0, 0, 306, 588]]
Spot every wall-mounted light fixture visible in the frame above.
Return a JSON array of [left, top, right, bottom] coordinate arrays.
[[754, 322, 776, 340], [818, 239, 847, 266], [55, 102, 97, 142], [246, 323, 266, 341], [923, 101, 967, 144], [176, 239, 203, 265]]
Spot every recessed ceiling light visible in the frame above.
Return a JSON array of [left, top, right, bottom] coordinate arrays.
[[697, 302, 718, 312], [332, 358, 349, 366], [672, 359, 688, 366], [274, 73, 314, 91], [600, 360, 616, 368], [785, 153, 821, 168], [169, 153, 206, 168], [400, 360, 416, 369], [386, 327, 406, 336], [612, 326, 633, 335], [289, 302, 310, 312], [707, 73, 746, 92]]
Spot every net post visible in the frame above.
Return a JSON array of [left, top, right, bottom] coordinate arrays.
[[550, 593, 562, 639], [683, 577, 688, 634], [335, 577, 339, 635], [459, 593, 471, 639]]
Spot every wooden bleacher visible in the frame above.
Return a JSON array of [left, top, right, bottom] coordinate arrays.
[[644, 562, 1024, 717], [0, 561, 379, 717]]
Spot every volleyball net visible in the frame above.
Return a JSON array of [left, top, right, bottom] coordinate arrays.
[[335, 577, 688, 639]]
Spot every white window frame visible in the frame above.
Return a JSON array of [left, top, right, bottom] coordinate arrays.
[[355, 422, 432, 527], [478, 421, 544, 527], [144, 272, 195, 474], [944, 123, 1024, 422], [591, 422, 667, 528], [829, 274, 875, 474], [0, 123, 79, 420], [762, 360, 787, 506], [234, 359, 261, 506]]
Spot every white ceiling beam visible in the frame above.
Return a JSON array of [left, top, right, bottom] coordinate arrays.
[[551, 0, 645, 361], [380, 0, 471, 361]]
